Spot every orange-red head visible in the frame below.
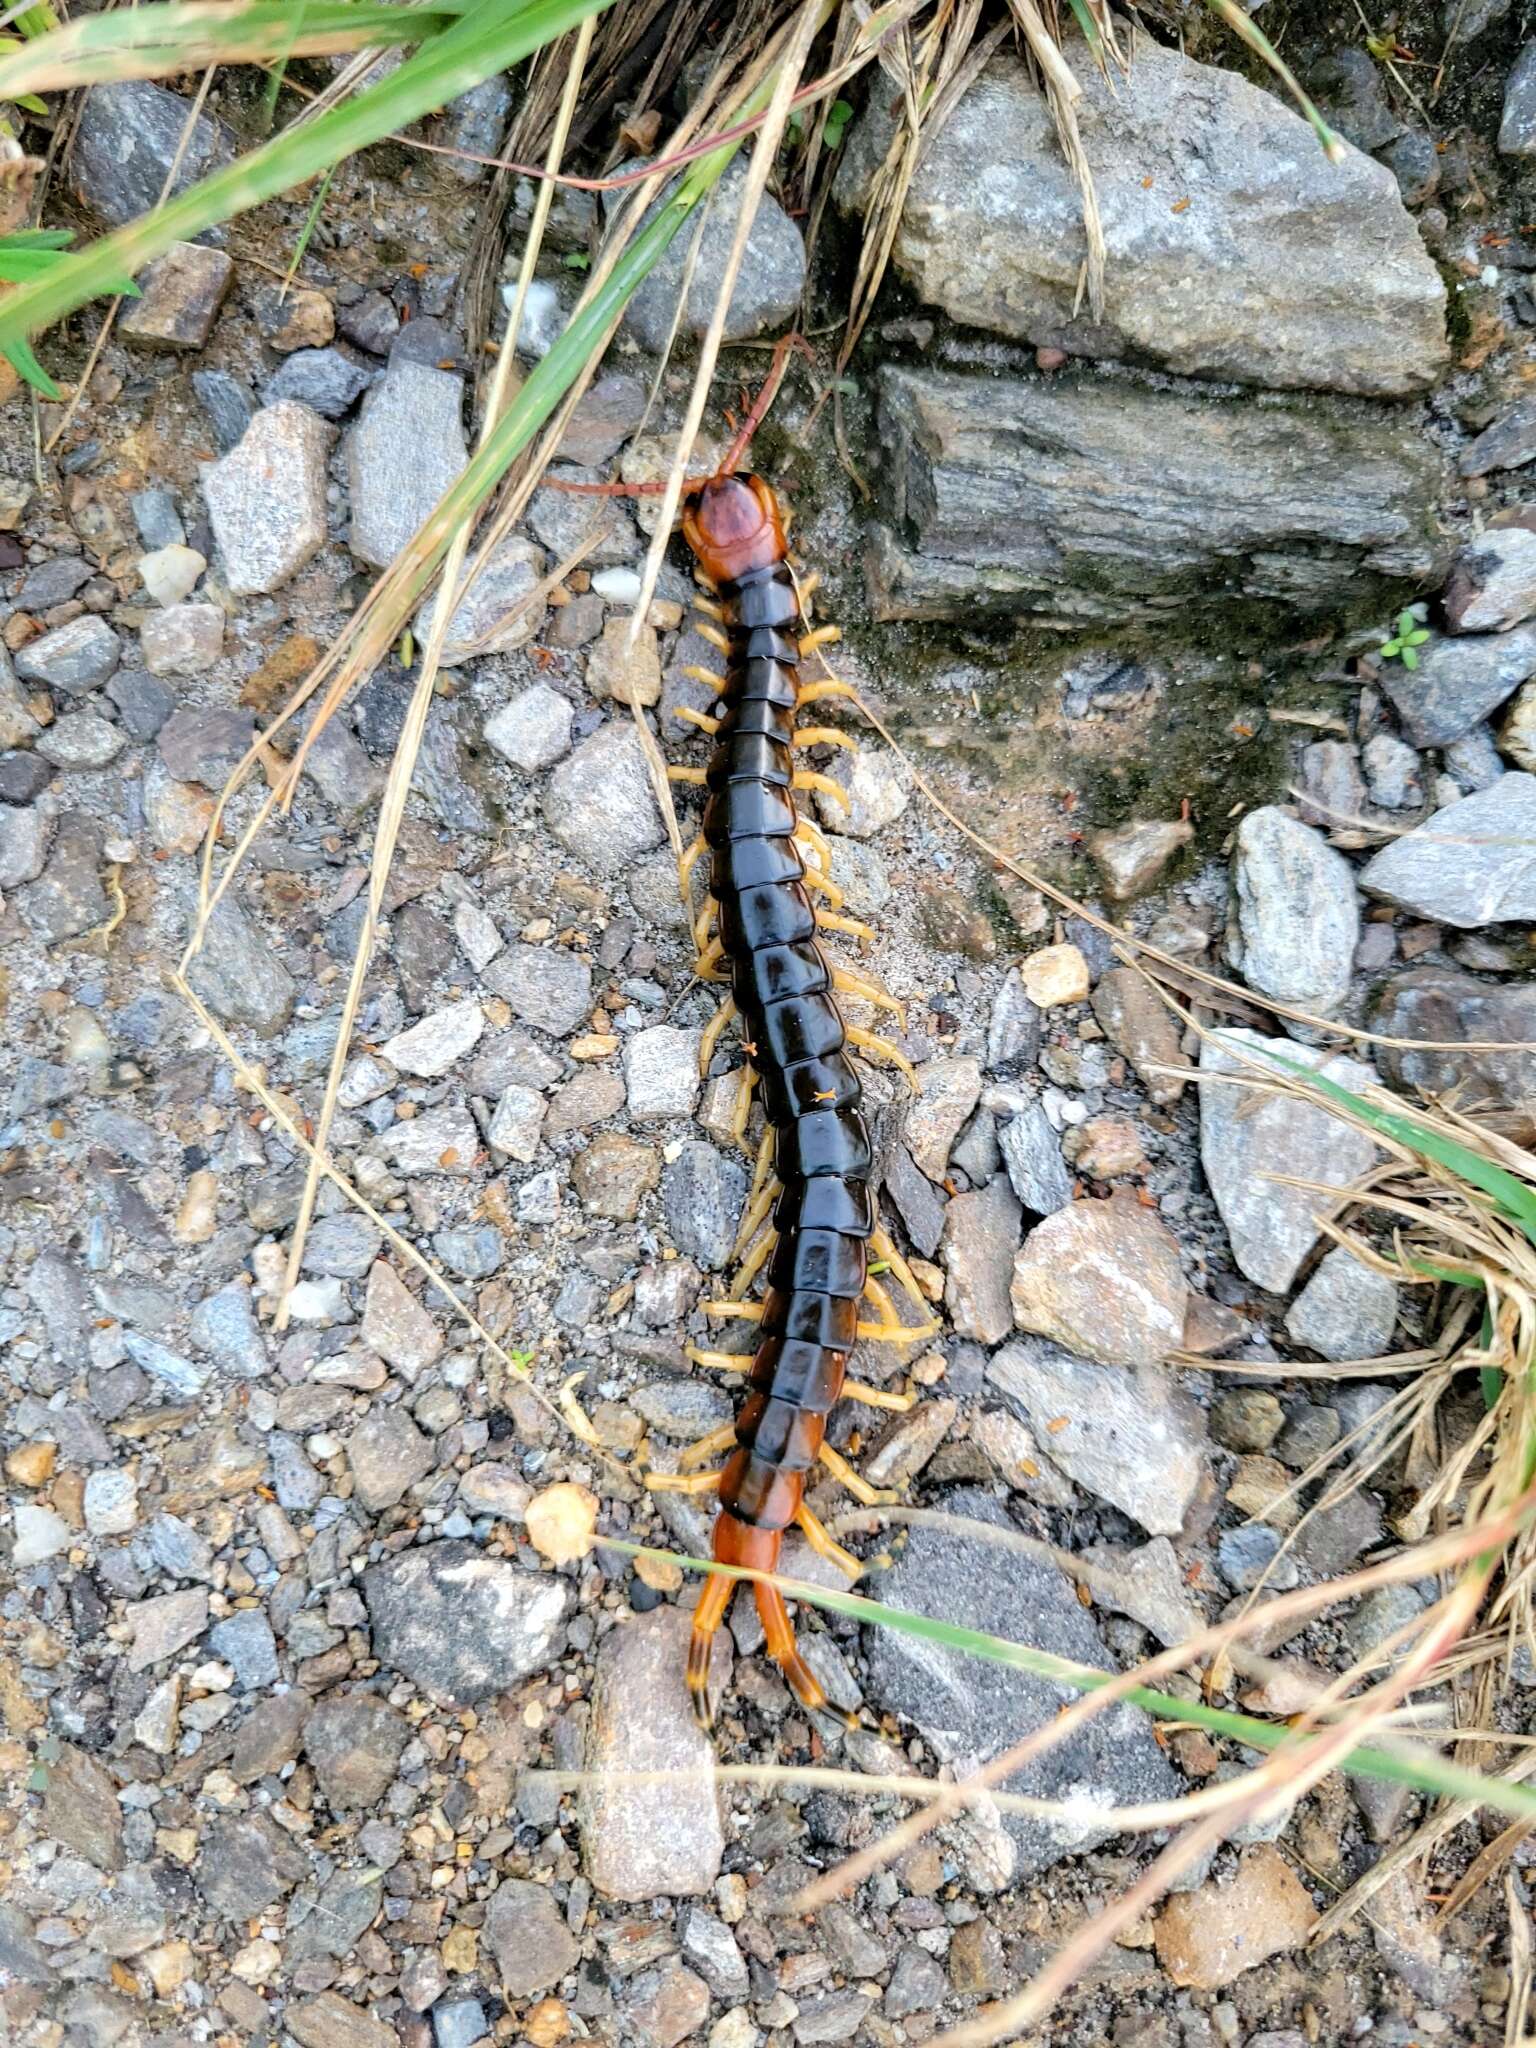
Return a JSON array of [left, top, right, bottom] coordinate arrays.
[[681, 472, 786, 585]]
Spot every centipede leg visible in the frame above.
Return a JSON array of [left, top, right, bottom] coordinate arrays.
[[731, 1065, 759, 1157], [816, 909, 876, 943], [794, 770, 849, 812], [731, 1171, 780, 1259], [686, 1345, 750, 1373], [694, 894, 719, 953], [679, 1422, 741, 1471], [678, 833, 707, 901], [794, 815, 834, 866], [669, 766, 708, 786], [795, 1501, 860, 1580], [644, 1467, 728, 1495], [729, 1226, 777, 1299], [675, 706, 721, 737], [841, 1379, 917, 1413], [870, 1225, 934, 1321], [846, 1026, 918, 1091], [793, 726, 857, 754], [830, 969, 907, 1033], [862, 1271, 902, 1331], [799, 624, 842, 657], [797, 680, 859, 709], [688, 1573, 734, 1728], [818, 1442, 898, 1507], [854, 1313, 942, 1343], [801, 869, 846, 910], [699, 996, 738, 1073], [755, 1577, 829, 1713], [684, 663, 731, 694], [696, 937, 727, 981]]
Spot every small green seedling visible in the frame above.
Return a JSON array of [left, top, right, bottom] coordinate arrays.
[[1379, 603, 1431, 670]]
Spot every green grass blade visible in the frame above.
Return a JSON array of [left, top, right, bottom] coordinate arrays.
[[1200, 0, 1344, 160], [0, 1, 470, 97], [607, 1540, 1536, 1825], [0, 0, 613, 357], [1229, 1036, 1536, 1248], [3, 332, 60, 397]]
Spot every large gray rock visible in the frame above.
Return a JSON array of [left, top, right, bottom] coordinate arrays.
[[1228, 806, 1359, 1026], [202, 402, 333, 596], [364, 1540, 570, 1706], [617, 158, 806, 354], [184, 896, 296, 1035], [863, 1490, 1180, 1876], [1199, 1031, 1379, 1292], [1444, 519, 1536, 633], [580, 1608, 725, 1900], [1285, 1247, 1399, 1362], [1359, 774, 1536, 926], [866, 366, 1440, 627], [1376, 623, 1536, 744], [544, 719, 665, 874], [346, 361, 467, 569], [892, 49, 1446, 396], [71, 82, 232, 228], [1373, 967, 1536, 1112], [989, 1342, 1206, 1535]]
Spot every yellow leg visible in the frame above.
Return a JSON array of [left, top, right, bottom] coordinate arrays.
[[687, 1345, 750, 1373], [795, 1500, 860, 1580], [831, 966, 907, 1028], [799, 624, 842, 656], [697, 622, 731, 654], [693, 596, 727, 621], [688, 1571, 734, 1729], [675, 706, 720, 736], [700, 995, 738, 1073], [695, 569, 719, 593], [796, 570, 820, 608], [704, 1300, 761, 1323], [730, 1226, 777, 1300], [731, 1065, 758, 1158], [644, 1468, 727, 1495], [854, 1315, 941, 1344], [794, 816, 833, 865], [694, 895, 718, 953], [795, 770, 849, 812], [802, 869, 846, 910], [870, 1226, 933, 1320], [816, 909, 875, 942], [669, 766, 707, 786], [732, 1170, 780, 1260], [862, 1272, 902, 1331], [696, 937, 727, 980], [745, 1126, 776, 1211], [793, 726, 857, 754], [797, 680, 858, 709], [818, 1442, 896, 1507], [678, 833, 706, 899], [842, 1379, 916, 1413], [847, 1025, 918, 1091], [680, 1423, 740, 1471], [684, 663, 730, 694]]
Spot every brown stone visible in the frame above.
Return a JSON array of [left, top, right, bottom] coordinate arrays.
[[572, 1131, 659, 1221], [1154, 1844, 1318, 1989], [1010, 1190, 1187, 1365], [287, 1991, 394, 2048], [1090, 966, 1191, 1105], [120, 241, 233, 351]]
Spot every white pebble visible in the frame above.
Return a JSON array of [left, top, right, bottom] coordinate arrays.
[[592, 566, 642, 604]]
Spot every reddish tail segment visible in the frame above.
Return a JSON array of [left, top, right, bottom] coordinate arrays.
[[679, 475, 872, 1723]]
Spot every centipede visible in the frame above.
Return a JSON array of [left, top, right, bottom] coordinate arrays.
[[631, 449, 941, 1729]]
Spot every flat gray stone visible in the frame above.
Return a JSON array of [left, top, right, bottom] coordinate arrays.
[[1228, 806, 1359, 1025], [364, 1539, 571, 1705], [15, 616, 121, 692], [663, 1140, 747, 1272], [544, 719, 665, 874], [863, 1489, 1180, 1875], [1359, 774, 1536, 925], [1376, 622, 1536, 744], [484, 682, 573, 772], [580, 1607, 725, 1899], [203, 402, 333, 595], [989, 1342, 1206, 1535], [485, 1879, 580, 1997], [346, 360, 467, 569], [482, 943, 593, 1036], [1374, 966, 1536, 1112], [71, 82, 231, 227], [37, 712, 124, 771], [1285, 1247, 1400, 1361], [1444, 520, 1536, 633], [140, 602, 223, 677], [0, 805, 50, 890], [184, 896, 296, 1034], [1198, 1031, 1380, 1292], [996, 1101, 1072, 1214], [619, 157, 805, 353], [867, 365, 1441, 627], [417, 534, 547, 658], [893, 47, 1445, 395]]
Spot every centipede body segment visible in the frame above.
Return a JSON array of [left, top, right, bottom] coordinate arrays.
[[651, 471, 937, 1728]]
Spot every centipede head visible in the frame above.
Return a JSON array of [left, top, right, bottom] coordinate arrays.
[[681, 471, 786, 584]]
